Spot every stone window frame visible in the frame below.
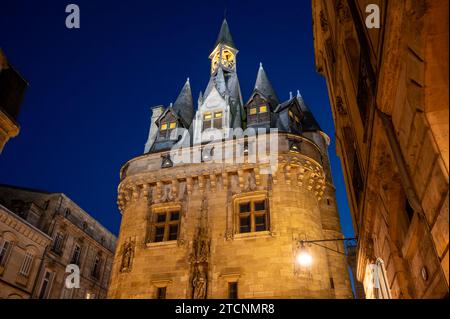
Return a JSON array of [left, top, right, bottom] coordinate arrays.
[[151, 279, 173, 299], [51, 232, 65, 255], [232, 191, 270, 236], [202, 110, 223, 131], [146, 203, 182, 245], [219, 273, 240, 299]]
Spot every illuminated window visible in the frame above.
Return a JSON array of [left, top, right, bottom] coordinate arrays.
[[213, 111, 223, 129], [247, 102, 269, 125], [158, 116, 178, 141], [289, 109, 301, 128], [203, 111, 223, 131], [235, 195, 269, 234], [149, 208, 180, 243]]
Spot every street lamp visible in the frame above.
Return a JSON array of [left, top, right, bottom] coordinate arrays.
[[296, 241, 313, 266], [296, 237, 357, 266]]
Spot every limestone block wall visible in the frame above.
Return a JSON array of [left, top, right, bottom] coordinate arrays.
[[108, 133, 353, 299]]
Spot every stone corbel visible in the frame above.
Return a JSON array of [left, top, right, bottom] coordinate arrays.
[[210, 174, 217, 192], [285, 164, 292, 185], [171, 179, 179, 199], [237, 170, 244, 189], [155, 181, 163, 204], [186, 177, 193, 195], [222, 172, 228, 190], [253, 167, 261, 187], [198, 175, 205, 193]]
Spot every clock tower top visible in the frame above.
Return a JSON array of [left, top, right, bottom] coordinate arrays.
[[209, 19, 238, 74]]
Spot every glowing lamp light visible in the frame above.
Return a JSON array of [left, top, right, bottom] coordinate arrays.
[[297, 242, 313, 266]]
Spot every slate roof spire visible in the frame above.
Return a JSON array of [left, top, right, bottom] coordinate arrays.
[[214, 19, 236, 49], [173, 78, 194, 126], [254, 63, 279, 107], [296, 90, 321, 132]]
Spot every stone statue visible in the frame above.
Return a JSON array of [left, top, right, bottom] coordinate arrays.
[[192, 264, 207, 299], [120, 240, 134, 272]]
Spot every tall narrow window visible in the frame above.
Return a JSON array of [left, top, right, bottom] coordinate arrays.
[[70, 245, 81, 265], [156, 287, 167, 299], [202, 112, 212, 130], [38, 271, 54, 299], [236, 196, 269, 234], [228, 282, 238, 299], [0, 240, 11, 266], [19, 252, 34, 277], [151, 209, 180, 243], [213, 111, 223, 129], [52, 233, 64, 254], [91, 254, 102, 279]]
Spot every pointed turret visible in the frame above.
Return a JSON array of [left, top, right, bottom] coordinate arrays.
[[254, 63, 279, 108], [173, 78, 194, 126], [296, 90, 321, 132], [214, 19, 236, 49]]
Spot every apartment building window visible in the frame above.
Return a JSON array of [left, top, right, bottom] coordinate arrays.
[[228, 282, 238, 299], [91, 254, 102, 279], [70, 245, 81, 265], [38, 271, 54, 299], [0, 240, 11, 267], [235, 195, 269, 234], [149, 208, 180, 243], [19, 252, 34, 277], [156, 287, 167, 299], [51, 232, 64, 254]]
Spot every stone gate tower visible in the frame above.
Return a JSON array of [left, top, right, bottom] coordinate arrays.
[[108, 20, 353, 299]]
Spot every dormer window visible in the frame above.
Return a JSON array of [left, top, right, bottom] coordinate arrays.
[[289, 110, 300, 125], [158, 118, 177, 141], [248, 104, 269, 125], [203, 111, 223, 131]]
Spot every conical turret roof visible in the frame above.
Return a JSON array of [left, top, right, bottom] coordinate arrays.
[[214, 19, 236, 49], [173, 78, 194, 126]]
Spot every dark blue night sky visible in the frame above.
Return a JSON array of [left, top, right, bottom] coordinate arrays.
[[0, 0, 354, 238]]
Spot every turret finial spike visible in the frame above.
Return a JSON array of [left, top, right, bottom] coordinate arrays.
[[289, 91, 293, 99], [259, 62, 263, 68], [297, 90, 302, 98]]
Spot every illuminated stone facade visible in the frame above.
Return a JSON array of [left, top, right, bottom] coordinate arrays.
[[0, 49, 28, 154], [108, 20, 353, 299], [0, 185, 116, 299], [312, 0, 448, 298]]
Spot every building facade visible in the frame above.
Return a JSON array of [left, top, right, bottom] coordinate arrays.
[[0, 185, 117, 299], [312, 0, 448, 298], [0, 203, 51, 299], [108, 20, 353, 299], [0, 49, 28, 153]]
